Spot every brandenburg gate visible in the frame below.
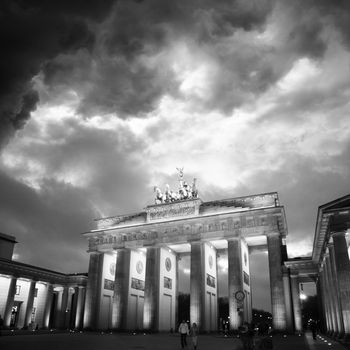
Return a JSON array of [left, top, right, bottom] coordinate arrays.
[[82, 173, 289, 332]]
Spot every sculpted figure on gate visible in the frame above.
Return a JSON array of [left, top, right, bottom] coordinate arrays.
[[154, 168, 198, 204]]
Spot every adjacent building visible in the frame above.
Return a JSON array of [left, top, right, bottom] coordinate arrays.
[[0, 232, 87, 330]]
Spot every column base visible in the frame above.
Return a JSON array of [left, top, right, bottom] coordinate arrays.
[[340, 333, 350, 343], [335, 331, 345, 339]]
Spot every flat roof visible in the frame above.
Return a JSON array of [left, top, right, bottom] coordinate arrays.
[[0, 232, 17, 243]]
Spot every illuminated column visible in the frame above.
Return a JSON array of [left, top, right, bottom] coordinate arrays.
[[316, 277, 326, 333], [324, 256, 335, 334], [325, 253, 339, 335], [43, 283, 54, 329], [70, 287, 79, 329], [282, 267, 293, 333], [3, 276, 17, 327], [332, 231, 350, 340], [65, 288, 74, 328], [320, 268, 331, 333], [228, 238, 243, 330], [267, 232, 286, 330], [175, 255, 180, 327], [144, 247, 160, 330], [24, 280, 36, 328], [329, 243, 345, 337], [53, 287, 63, 328], [112, 249, 131, 330], [190, 241, 205, 328], [74, 286, 86, 329], [83, 252, 104, 329], [290, 273, 302, 332], [58, 286, 69, 329]]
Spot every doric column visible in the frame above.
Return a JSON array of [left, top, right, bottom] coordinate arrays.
[[332, 231, 350, 339], [267, 232, 286, 330], [65, 287, 73, 329], [112, 249, 130, 330], [144, 247, 160, 331], [324, 255, 335, 334], [282, 267, 293, 333], [3, 276, 17, 327], [59, 286, 69, 329], [290, 273, 302, 332], [74, 286, 86, 329], [175, 255, 180, 327], [190, 241, 205, 328], [228, 238, 243, 330], [70, 287, 79, 329], [329, 243, 345, 337], [83, 252, 104, 329], [42, 283, 54, 329], [24, 280, 36, 328], [325, 253, 339, 335], [316, 276, 326, 333], [320, 267, 331, 333]]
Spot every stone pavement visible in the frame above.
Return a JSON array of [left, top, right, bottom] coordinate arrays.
[[0, 331, 349, 350], [305, 332, 349, 350]]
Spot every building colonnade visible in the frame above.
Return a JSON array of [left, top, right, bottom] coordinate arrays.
[[317, 231, 350, 340], [0, 274, 87, 330], [83, 230, 298, 332]]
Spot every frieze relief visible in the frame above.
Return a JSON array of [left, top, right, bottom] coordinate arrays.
[[88, 213, 280, 251], [146, 199, 201, 222]]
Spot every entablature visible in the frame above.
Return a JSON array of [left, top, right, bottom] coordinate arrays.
[[86, 206, 287, 253], [0, 258, 87, 287]]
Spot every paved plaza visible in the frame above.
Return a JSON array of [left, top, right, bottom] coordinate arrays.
[[0, 331, 349, 350]]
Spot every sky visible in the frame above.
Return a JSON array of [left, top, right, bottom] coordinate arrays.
[[1, 0, 350, 310]]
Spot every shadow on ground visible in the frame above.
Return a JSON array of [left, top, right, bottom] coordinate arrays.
[[0, 331, 331, 350]]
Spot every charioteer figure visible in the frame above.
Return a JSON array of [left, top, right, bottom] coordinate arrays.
[[154, 168, 198, 204]]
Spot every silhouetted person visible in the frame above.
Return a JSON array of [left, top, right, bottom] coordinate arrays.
[[189, 322, 199, 350], [239, 322, 254, 350], [310, 320, 317, 340], [179, 320, 189, 348]]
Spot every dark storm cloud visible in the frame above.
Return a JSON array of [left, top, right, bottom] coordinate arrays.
[[0, 116, 152, 271], [6, 113, 152, 214], [42, 0, 276, 117], [42, 0, 350, 118], [0, 169, 93, 272], [316, 0, 350, 49], [0, 0, 115, 148], [2, 0, 350, 137], [233, 151, 350, 257]]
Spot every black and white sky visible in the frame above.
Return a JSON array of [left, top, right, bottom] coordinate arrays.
[[1, 0, 350, 309]]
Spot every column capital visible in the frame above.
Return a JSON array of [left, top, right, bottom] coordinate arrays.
[[190, 240, 203, 246], [282, 266, 289, 275], [113, 248, 126, 253], [265, 231, 280, 238], [327, 241, 334, 248], [290, 271, 299, 278], [331, 230, 347, 238], [226, 237, 240, 242]]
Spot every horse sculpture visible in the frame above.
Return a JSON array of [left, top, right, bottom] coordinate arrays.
[[154, 169, 198, 204], [154, 186, 164, 204]]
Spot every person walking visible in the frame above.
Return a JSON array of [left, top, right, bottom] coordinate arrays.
[[239, 322, 254, 350], [189, 323, 199, 350], [179, 320, 189, 348], [310, 320, 317, 340]]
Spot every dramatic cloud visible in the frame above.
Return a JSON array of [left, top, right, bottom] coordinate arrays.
[[0, 0, 116, 147], [1, 0, 350, 310]]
